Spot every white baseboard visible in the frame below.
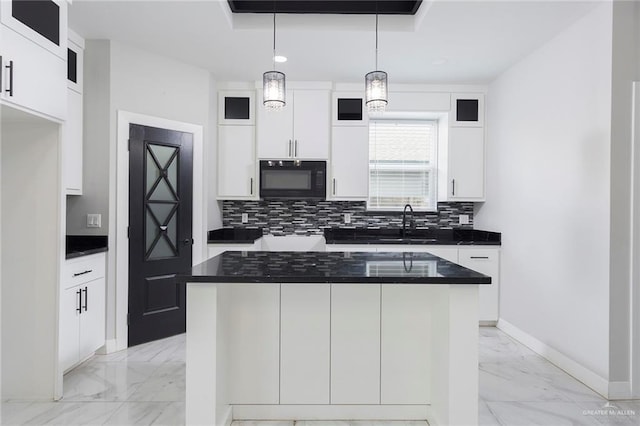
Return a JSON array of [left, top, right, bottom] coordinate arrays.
[[97, 339, 119, 354], [608, 381, 632, 400], [232, 404, 430, 421], [497, 319, 614, 399], [219, 405, 232, 426]]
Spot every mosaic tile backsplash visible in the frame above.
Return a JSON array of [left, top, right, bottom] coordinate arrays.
[[222, 200, 474, 236]]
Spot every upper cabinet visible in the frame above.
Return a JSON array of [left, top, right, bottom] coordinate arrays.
[[218, 90, 255, 125], [257, 89, 330, 160], [0, 0, 67, 121], [64, 30, 85, 195], [451, 93, 484, 127], [332, 92, 368, 126]]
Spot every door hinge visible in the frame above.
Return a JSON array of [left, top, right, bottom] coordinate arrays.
[[127, 313, 130, 326]]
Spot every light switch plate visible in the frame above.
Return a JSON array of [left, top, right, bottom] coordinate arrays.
[[87, 213, 102, 228], [241, 213, 248, 224], [459, 214, 470, 225], [344, 213, 351, 224]]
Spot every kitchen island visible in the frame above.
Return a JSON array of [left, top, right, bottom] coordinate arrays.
[[181, 251, 490, 426]]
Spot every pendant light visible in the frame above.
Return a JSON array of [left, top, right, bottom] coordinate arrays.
[[365, 9, 388, 113], [263, 11, 286, 110]]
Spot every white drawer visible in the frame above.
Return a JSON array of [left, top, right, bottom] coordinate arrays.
[[63, 253, 106, 289]]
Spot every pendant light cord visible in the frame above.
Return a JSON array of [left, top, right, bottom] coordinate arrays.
[[272, 11, 276, 70]]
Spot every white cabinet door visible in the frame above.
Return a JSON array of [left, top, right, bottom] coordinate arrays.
[[331, 283, 380, 404], [217, 125, 257, 199], [458, 248, 500, 323], [381, 284, 431, 404], [228, 283, 280, 404], [293, 90, 330, 159], [448, 127, 485, 200], [256, 90, 293, 159], [330, 126, 369, 200], [1, 27, 66, 121], [64, 88, 83, 194], [78, 277, 106, 358], [59, 286, 81, 372], [280, 284, 330, 404]]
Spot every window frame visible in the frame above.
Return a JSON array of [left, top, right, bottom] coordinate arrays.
[[367, 117, 439, 213]]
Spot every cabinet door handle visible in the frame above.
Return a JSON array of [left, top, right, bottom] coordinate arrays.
[[76, 289, 82, 314], [452, 179, 456, 196], [288, 140, 292, 157], [250, 177, 254, 195], [470, 256, 489, 259], [83, 287, 88, 312], [333, 178, 336, 195], [294, 140, 298, 157], [5, 60, 13, 97], [73, 269, 92, 277]]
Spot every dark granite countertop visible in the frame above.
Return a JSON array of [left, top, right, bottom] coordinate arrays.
[[66, 235, 108, 259], [323, 228, 501, 246], [207, 228, 263, 244], [180, 251, 491, 284]]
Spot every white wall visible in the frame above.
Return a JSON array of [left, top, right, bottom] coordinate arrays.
[[475, 3, 613, 382]]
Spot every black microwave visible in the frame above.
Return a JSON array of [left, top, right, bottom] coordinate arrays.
[[259, 160, 326, 199]]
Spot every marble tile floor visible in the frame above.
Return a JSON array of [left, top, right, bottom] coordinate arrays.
[[2, 327, 639, 425]]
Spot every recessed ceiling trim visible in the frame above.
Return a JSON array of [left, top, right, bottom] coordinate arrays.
[[228, 1, 423, 15]]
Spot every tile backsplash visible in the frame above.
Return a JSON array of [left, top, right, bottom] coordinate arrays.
[[222, 200, 474, 236]]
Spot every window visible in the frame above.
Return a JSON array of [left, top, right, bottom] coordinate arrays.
[[368, 119, 437, 211]]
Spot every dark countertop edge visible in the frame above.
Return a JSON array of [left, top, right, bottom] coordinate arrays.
[[179, 276, 491, 285], [324, 240, 501, 246], [207, 239, 261, 244], [65, 246, 108, 260]]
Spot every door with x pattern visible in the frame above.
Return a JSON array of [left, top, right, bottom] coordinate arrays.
[[128, 124, 193, 346]]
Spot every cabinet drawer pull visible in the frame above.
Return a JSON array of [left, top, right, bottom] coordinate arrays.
[[452, 179, 456, 196], [73, 269, 92, 277], [76, 289, 82, 313], [294, 140, 298, 157], [250, 177, 254, 195], [470, 256, 489, 259], [83, 287, 88, 312], [288, 140, 292, 157], [5, 60, 13, 97]]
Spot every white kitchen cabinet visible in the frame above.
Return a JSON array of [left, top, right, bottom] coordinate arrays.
[[381, 284, 431, 404], [329, 126, 369, 200], [0, 25, 66, 121], [257, 89, 330, 160], [451, 93, 485, 127], [218, 90, 255, 125], [63, 30, 84, 195], [331, 283, 380, 404], [217, 125, 257, 200], [280, 284, 330, 404], [59, 253, 106, 373], [458, 248, 500, 323], [227, 283, 280, 404], [438, 126, 485, 201], [332, 92, 368, 126]]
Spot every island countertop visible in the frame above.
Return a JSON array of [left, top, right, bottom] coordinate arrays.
[[180, 250, 491, 284]]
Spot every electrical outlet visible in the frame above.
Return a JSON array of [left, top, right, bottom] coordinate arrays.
[[459, 214, 470, 225], [344, 213, 351, 224], [241, 213, 248, 224], [87, 213, 101, 228]]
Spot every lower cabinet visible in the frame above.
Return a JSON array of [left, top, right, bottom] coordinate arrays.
[[280, 284, 330, 404], [59, 253, 106, 373], [330, 284, 380, 404], [227, 283, 280, 404], [458, 248, 500, 323], [381, 284, 431, 404]]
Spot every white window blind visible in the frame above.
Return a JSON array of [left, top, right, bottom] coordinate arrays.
[[368, 119, 437, 211]]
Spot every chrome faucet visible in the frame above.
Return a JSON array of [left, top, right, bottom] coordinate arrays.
[[402, 204, 414, 237]]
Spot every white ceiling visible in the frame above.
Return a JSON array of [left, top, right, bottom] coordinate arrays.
[[69, 0, 601, 84]]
